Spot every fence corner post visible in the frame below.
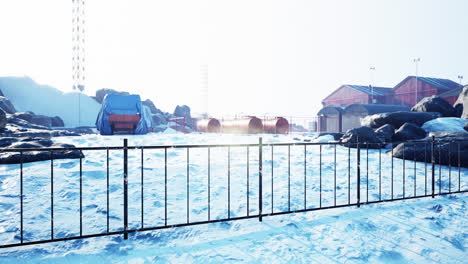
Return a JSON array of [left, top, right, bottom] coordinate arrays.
[[259, 137, 263, 222], [123, 138, 129, 239], [356, 138, 361, 208], [431, 136, 435, 198]]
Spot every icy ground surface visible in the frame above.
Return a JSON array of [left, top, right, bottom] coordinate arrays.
[[0, 133, 467, 263]]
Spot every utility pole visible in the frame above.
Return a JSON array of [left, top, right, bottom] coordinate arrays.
[[458, 75, 464, 86], [72, 0, 85, 127], [413, 58, 421, 105], [369, 66, 375, 104]]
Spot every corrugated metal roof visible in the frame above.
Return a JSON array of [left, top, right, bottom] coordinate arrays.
[[439, 87, 463, 97], [408, 76, 462, 91], [343, 104, 410, 115], [345, 85, 393, 96]]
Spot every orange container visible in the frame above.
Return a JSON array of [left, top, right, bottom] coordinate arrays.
[[221, 116, 263, 134], [197, 118, 221, 133], [262, 117, 289, 134]]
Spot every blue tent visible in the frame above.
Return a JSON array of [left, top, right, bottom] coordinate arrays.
[[96, 93, 149, 135]]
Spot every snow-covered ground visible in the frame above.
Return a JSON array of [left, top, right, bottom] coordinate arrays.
[[0, 133, 466, 263]]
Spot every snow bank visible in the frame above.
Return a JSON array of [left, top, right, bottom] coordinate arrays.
[[312, 134, 336, 143], [0, 77, 100, 127], [422, 117, 468, 134]]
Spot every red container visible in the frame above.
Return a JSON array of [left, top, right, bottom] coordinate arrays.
[[197, 118, 221, 133], [221, 117, 263, 134], [262, 117, 289, 134]]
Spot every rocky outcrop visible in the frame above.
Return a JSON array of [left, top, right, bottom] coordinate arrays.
[[392, 123, 426, 141], [30, 115, 52, 128], [374, 124, 395, 143], [0, 137, 84, 164], [361, 111, 441, 129], [340, 126, 383, 149], [411, 96, 456, 117], [454, 85, 468, 119], [0, 109, 6, 130], [13, 112, 34, 122], [51, 116, 65, 127], [393, 135, 468, 168], [142, 99, 163, 115], [0, 96, 16, 114], [173, 105, 194, 128], [152, 113, 167, 126], [95, 88, 129, 104]]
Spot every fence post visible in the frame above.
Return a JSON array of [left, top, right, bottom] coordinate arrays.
[[356, 138, 361, 207], [431, 136, 435, 198], [123, 138, 129, 239], [259, 137, 263, 222]]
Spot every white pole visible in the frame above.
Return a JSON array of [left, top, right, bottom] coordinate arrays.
[[413, 58, 420, 105], [369, 66, 375, 104]]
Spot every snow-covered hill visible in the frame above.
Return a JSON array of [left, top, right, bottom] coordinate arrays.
[[0, 77, 100, 127]]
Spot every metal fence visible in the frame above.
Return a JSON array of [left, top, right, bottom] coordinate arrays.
[[0, 137, 466, 249]]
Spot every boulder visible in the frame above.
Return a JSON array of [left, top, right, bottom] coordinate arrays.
[[0, 109, 6, 130], [465, 122, 468, 132], [411, 95, 456, 117], [51, 116, 65, 127], [422, 118, 468, 134], [374, 124, 395, 143], [152, 113, 167, 126], [392, 122, 426, 141], [361, 111, 441, 129], [393, 137, 468, 168], [142, 99, 162, 114], [454, 85, 468, 119], [173, 105, 194, 128], [6, 115, 49, 130], [340, 126, 384, 149], [0, 96, 16, 114], [13, 112, 35, 122], [0, 88, 3, 96], [0, 144, 84, 164], [95, 88, 129, 104], [30, 115, 52, 128]]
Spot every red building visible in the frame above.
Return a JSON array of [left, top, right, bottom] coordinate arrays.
[[438, 87, 463, 105], [322, 85, 393, 107], [392, 76, 462, 106]]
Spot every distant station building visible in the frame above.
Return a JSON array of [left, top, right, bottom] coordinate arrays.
[[322, 85, 393, 107], [392, 76, 462, 106]]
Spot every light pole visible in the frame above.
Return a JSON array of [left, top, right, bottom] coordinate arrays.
[[369, 66, 376, 104], [413, 58, 421, 105], [458, 75, 464, 86]]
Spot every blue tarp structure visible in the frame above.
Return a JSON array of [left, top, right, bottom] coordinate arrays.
[[96, 93, 149, 135]]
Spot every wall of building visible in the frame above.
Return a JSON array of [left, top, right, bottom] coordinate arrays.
[[322, 86, 369, 106], [393, 78, 440, 106]]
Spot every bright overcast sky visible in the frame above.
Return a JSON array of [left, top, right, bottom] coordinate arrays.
[[1, 0, 467, 118]]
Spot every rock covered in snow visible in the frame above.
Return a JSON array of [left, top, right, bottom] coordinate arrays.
[[361, 111, 441, 129], [411, 95, 456, 117], [0, 108, 6, 130], [0, 137, 84, 164], [51, 116, 65, 127], [0, 96, 16, 114], [374, 124, 395, 143], [95, 88, 129, 104], [142, 99, 163, 115], [341, 126, 383, 149], [465, 122, 468, 132], [152, 113, 167, 126], [30, 115, 52, 128], [312, 134, 336, 143], [392, 122, 426, 141], [173, 105, 194, 128], [422, 118, 468, 134], [13, 111, 34, 122], [454, 85, 468, 119]]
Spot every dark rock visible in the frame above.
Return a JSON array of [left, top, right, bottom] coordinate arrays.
[[30, 115, 52, 128], [465, 122, 468, 132], [411, 96, 456, 117], [13, 112, 35, 122], [95, 88, 129, 104], [318, 132, 344, 141], [57, 126, 95, 135], [361, 111, 441, 129], [340, 126, 384, 149], [454, 85, 468, 119], [6, 116, 49, 130], [454, 104, 463, 118], [0, 96, 16, 114], [393, 138, 468, 168], [374, 124, 395, 143], [142, 99, 162, 114], [0, 137, 18, 147], [51, 116, 65, 127], [392, 122, 426, 141], [0, 109, 6, 130], [428, 131, 468, 138], [173, 105, 193, 128], [0, 88, 3, 96], [152, 113, 167, 126]]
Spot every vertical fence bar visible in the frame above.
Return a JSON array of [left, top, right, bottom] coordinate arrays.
[[187, 148, 190, 223], [425, 143, 428, 195], [391, 144, 394, 200], [403, 143, 406, 198], [379, 148, 382, 201], [319, 145, 322, 208], [141, 148, 144, 228], [414, 143, 417, 197], [366, 144, 369, 203], [164, 148, 168, 225], [304, 145, 307, 209], [246, 146, 249, 216], [334, 145, 337, 206], [448, 142, 452, 193], [357, 141, 361, 207], [259, 137, 263, 222], [79, 155, 83, 236], [458, 142, 461, 192], [271, 146, 274, 214], [106, 148, 109, 233], [288, 145, 291, 211], [50, 151, 54, 240], [20, 151, 23, 243], [438, 143, 442, 194], [431, 136, 435, 198], [348, 147, 351, 204], [228, 146, 231, 219], [123, 139, 128, 240]]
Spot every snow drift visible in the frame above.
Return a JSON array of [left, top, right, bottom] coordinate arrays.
[[422, 117, 468, 134], [0, 77, 100, 127]]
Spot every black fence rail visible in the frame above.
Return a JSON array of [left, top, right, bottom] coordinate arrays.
[[0, 137, 467, 249]]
